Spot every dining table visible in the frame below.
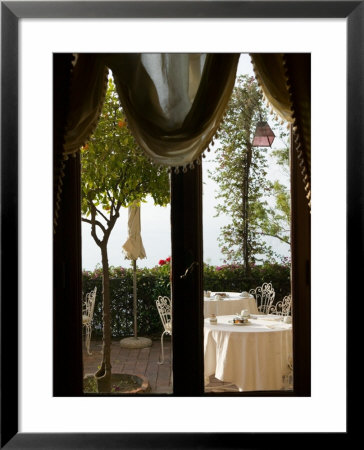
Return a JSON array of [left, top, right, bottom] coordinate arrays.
[[204, 291, 258, 317], [204, 314, 293, 392]]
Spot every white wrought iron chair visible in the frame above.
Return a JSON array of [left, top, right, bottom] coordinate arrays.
[[269, 294, 293, 389], [249, 282, 275, 314], [155, 296, 172, 365], [270, 294, 292, 317], [82, 286, 97, 355]]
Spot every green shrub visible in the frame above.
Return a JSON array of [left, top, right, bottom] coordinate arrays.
[[203, 262, 291, 303], [82, 261, 290, 338], [82, 264, 170, 339]]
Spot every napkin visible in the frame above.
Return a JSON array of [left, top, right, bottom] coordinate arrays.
[[257, 315, 282, 321], [263, 322, 292, 330]]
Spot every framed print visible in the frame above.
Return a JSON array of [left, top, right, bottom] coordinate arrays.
[[1, 1, 358, 447]]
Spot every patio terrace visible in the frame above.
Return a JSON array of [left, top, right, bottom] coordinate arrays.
[[82, 337, 238, 393]]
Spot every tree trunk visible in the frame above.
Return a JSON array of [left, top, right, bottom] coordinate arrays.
[[95, 244, 112, 393], [243, 143, 252, 277]]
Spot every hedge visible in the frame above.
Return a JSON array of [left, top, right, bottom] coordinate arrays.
[[82, 262, 290, 338], [82, 264, 171, 339]]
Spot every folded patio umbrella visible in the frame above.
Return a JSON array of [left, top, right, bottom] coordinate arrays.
[[122, 203, 147, 342], [122, 203, 146, 262]]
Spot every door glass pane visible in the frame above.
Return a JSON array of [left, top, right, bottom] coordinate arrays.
[[81, 70, 172, 394], [203, 54, 293, 393]]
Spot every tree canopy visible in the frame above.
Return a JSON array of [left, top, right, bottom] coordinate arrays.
[[209, 75, 290, 274]]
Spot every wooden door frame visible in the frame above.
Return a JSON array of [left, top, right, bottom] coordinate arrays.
[[51, 54, 312, 397]]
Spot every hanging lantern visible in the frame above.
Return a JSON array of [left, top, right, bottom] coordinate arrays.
[[252, 121, 275, 147]]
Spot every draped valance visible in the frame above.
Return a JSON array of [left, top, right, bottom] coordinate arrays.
[[63, 53, 240, 170]]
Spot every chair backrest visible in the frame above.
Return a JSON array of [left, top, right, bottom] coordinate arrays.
[[249, 282, 275, 314], [279, 295, 292, 316], [156, 296, 172, 332], [269, 294, 292, 316], [83, 286, 97, 321]]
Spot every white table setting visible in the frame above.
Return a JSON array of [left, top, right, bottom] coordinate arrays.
[[204, 313, 293, 392], [203, 291, 259, 317]]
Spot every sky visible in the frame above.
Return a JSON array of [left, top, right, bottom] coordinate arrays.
[[81, 54, 290, 270]]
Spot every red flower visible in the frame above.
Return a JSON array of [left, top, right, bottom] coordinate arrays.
[[166, 257, 171, 263], [159, 259, 166, 266]]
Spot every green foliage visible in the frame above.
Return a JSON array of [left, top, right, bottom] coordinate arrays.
[[271, 147, 290, 173], [81, 74, 170, 241], [209, 75, 291, 270], [264, 180, 291, 241], [82, 261, 290, 338]]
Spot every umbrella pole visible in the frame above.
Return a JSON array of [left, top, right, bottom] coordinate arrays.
[[133, 259, 137, 338], [120, 257, 152, 349]]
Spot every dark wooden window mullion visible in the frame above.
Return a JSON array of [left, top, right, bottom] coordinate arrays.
[[171, 165, 204, 396]]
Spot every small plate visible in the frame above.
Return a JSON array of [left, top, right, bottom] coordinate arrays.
[[228, 320, 249, 326]]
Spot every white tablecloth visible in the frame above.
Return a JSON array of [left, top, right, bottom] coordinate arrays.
[[204, 292, 258, 317], [204, 314, 293, 392]]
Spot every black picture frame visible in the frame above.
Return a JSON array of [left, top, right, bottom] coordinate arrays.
[[1, 1, 357, 447]]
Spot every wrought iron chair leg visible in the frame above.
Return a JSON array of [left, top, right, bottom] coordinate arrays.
[[85, 325, 92, 355], [88, 326, 92, 355], [82, 286, 97, 356], [158, 331, 166, 364]]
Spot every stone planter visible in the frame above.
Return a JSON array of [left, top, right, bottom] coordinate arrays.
[[84, 373, 150, 394]]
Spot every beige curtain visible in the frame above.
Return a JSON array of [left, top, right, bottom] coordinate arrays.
[[250, 53, 311, 209], [105, 53, 239, 169]]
